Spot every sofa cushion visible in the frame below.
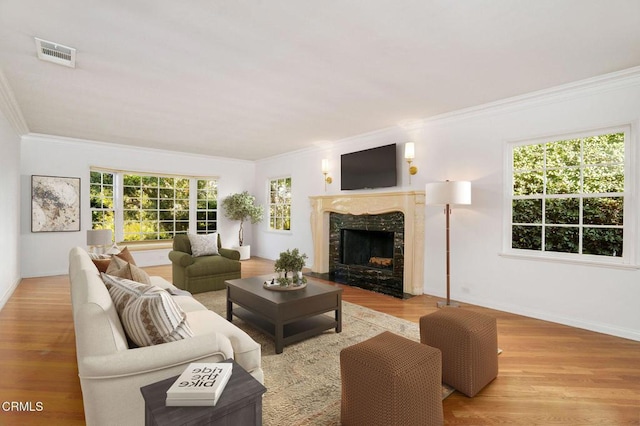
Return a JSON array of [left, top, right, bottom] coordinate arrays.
[[188, 233, 219, 257], [101, 274, 193, 347]]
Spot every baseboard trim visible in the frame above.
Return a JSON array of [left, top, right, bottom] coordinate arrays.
[[0, 277, 22, 311], [456, 294, 640, 343]]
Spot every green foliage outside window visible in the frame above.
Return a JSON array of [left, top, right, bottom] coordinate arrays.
[[269, 177, 292, 231], [511, 131, 625, 257], [122, 174, 190, 241], [90, 171, 115, 235], [196, 179, 218, 234], [90, 169, 218, 243]]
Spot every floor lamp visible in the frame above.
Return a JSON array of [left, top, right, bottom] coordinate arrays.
[[425, 180, 471, 308]]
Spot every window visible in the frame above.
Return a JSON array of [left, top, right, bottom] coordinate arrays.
[[508, 127, 631, 262], [89, 171, 115, 235], [122, 174, 190, 241], [196, 179, 218, 234], [269, 177, 292, 231], [90, 169, 217, 242]]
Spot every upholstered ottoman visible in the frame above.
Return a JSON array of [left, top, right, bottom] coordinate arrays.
[[420, 308, 498, 397], [340, 331, 443, 426]]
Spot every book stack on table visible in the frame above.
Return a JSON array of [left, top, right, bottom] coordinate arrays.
[[165, 362, 232, 406]]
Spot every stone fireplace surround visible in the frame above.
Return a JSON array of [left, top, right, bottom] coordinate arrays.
[[309, 191, 425, 295], [331, 211, 405, 298]]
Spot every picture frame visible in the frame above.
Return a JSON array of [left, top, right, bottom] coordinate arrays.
[[31, 175, 81, 232]]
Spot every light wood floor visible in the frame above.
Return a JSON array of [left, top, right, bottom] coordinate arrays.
[[1, 257, 639, 425]]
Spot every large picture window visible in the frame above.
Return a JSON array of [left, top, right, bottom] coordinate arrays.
[[269, 177, 292, 231], [122, 174, 190, 241], [90, 169, 217, 242], [508, 127, 632, 262]]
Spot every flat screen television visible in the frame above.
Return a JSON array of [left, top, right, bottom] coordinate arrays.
[[341, 143, 397, 190]]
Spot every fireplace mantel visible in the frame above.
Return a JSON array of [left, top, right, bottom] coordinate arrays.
[[309, 191, 425, 295]]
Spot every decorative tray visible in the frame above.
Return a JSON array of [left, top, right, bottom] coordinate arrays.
[[263, 281, 307, 291]]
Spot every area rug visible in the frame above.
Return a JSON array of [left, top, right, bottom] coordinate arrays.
[[194, 290, 454, 426]]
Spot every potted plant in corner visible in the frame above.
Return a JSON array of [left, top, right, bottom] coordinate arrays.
[[221, 191, 264, 260]]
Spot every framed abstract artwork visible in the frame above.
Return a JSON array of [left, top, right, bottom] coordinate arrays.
[[31, 175, 81, 232]]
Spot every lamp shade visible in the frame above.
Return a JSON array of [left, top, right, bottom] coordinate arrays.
[[87, 229, 112, 246], [404, 142, 415, 159], [425, 181, 471, 205], [321, 159, 330, 173]]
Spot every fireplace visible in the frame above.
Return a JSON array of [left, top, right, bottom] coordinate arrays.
[[310, 191, 425, 296], [341, 229, 394, 270], [329, 212, 404, 298]]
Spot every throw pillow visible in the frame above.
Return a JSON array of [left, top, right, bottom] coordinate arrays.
[[110, 262, 152, 285], [104, 256, 151, 284], [101, 273, 193, 347], [115, 246, 137, 265], [103, 274, 193, 346], [92, 258, 112, 273], [105, 256, 129, 275], [122, 286, 193, 347], [187, 233, 219, 257], [101, 273, 151, 314]]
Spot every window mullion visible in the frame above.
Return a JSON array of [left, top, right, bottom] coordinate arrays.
[[114, 172, 124, 243], [189, 179, 197, 233]]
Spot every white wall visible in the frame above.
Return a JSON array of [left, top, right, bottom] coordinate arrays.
[[20, 135, 255, 277], [0, 108, 21, 309], [255, 71, 640, 341]]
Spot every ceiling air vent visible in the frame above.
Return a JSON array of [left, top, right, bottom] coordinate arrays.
[[35, 37, 76, 68]]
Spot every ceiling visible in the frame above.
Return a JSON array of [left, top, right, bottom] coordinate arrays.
[[1, 1, 640, 161]]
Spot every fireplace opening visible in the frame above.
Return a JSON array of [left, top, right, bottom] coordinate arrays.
[[340, 229, 394, 271]]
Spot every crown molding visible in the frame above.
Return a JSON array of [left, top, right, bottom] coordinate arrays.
[[22, 133, 254, 165], [0, 68, 29, 135], [423, 66, 640, 125]]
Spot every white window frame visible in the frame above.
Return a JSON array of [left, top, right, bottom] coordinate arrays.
[[90, 168, 218, 243], [268, 175, 292, 232], [502, 123, 638, 268]]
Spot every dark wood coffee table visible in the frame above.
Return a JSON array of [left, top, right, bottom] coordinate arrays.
[[226, 275, 342, 354]]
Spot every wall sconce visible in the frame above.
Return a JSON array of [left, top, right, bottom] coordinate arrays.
[[405, 142, 418, 182], [322, 159, 332, 191]]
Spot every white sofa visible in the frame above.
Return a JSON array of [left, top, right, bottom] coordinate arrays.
[[68, 247, 263, 426]]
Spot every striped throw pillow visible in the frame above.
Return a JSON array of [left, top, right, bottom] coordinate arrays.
[[101, 274, 193, 347]]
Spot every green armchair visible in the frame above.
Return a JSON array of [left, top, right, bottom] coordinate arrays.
[[168, 234, 241, 294]]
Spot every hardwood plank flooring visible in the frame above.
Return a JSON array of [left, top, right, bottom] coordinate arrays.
[[1, 258, 639, 425]]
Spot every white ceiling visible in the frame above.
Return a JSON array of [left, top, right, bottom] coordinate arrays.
[[1, 1, 640, 160]]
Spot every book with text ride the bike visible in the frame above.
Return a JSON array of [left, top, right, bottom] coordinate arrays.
[[165, 362, 233, 407]]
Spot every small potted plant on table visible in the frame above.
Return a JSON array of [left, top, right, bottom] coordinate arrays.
[[274, 248, 308, 287]]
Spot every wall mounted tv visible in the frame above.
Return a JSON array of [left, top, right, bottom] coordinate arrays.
[[341, 143, 397, 190]]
